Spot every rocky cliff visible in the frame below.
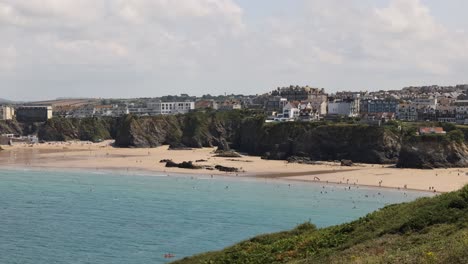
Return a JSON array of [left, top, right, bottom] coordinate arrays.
[[238, 121, 401, 164], [0, 119, 23, 135], [397, 141, 468, 169], [112, 113, 402, 164], [114, 111, 245, 148], [37, 117, 117, 142], [4, 112, 468, 168]]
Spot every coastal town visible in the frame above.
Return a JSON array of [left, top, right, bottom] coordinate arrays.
[[2, 1, 468, 263], [1, 84, 468, 125]]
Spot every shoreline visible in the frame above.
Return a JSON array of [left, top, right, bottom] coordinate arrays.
[[0, 165, 437, 195], [1, 141, 467, 193]]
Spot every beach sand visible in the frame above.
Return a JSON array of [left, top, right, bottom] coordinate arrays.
[[1, 140, 467, 193]]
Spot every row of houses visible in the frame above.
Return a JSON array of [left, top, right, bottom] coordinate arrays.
[[54, 98, 247, 118], [1, 98, 245, 121], [265, 90, 468, 124], [0, 106, 52, 122], [53, 101, 196, 118], [3, 84, 468, 123]]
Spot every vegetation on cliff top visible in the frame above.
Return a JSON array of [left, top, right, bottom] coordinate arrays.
[[173, 185, 468, 264]]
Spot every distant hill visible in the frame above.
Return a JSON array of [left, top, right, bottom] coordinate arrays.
[[174, 185, 468, 264], [28, 98, 99, 107], [0, 98, 13, 104]]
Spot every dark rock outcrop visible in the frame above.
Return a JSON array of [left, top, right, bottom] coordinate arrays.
[[0, 119, 44, 139], [214, 151, 242, 158], [115, 115, 182, 148], [114, 111, 245, 149], [215, 165, 239, 172], [168, 143, 192, 150], [242, 122, 401, 164], [216, 138, 231, 152], [287, 156, 320, 165], [341, 160, 354, 167], [165, 161, 201, 170], [397, 141, 468, 169], [38, 117, 116, 142]]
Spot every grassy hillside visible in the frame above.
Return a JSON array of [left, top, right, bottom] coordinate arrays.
[[174, 185, 468, 264]]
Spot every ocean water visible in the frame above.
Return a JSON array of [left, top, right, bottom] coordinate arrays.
[[0, 169, 431, 264]]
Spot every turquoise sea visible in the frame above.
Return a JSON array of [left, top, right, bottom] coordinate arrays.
[[0, 169, 431, 264]]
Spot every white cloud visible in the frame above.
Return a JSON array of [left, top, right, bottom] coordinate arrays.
[[114, 0, 244, 31], [1, 0, 468, 100], [0, 0, 245, 68], [295, 0, 468, 77], [0, 44, 17, 70]]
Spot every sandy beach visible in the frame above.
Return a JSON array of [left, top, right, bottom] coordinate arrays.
[[1, 140, 467, 193]]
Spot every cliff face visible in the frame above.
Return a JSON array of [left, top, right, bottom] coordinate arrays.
[[5, 113, 468, 168], [397, 141, 468, 169], [0, 119, 43, 139], [113, 114, 401, 164], [238, 121, 401, 164], [37, 117, 116, 142], [114, 115, 183, 148], [0, 120, 23, 135], [114, 111, 245, 148]]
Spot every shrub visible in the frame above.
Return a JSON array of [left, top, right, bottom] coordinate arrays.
[[441, 122, 457, 132], [448, 197, 468, 209], [448, 130, 465, 143]]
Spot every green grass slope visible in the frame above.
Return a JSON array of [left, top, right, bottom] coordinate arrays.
[[173, 185, 468, 264]]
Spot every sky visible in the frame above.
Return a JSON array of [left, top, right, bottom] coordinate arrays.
[[1, 0, 468, 101]]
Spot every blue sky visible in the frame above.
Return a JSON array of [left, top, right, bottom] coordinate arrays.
[[0, 0, 467, 101]]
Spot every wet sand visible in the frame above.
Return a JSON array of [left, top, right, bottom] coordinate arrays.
[[1, 140, 467, 193]]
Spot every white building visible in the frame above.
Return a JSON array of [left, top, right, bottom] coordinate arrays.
[[328, 99, 360, 117], [411, 98, 438, 110], [282, 102, 300, 119], [0, 106, 14, 120], [147, 101, 195, 115]]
